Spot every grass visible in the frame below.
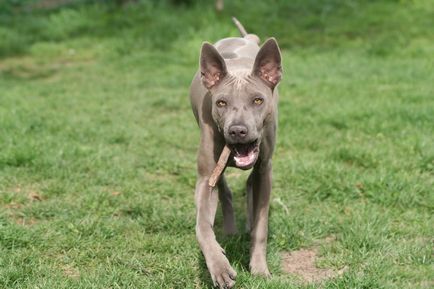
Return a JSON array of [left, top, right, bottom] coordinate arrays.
[[0, 0, 433, 288]]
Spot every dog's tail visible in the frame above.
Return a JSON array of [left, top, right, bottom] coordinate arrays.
[[232, 17, 260, 44], [232, 17, 248, 37]]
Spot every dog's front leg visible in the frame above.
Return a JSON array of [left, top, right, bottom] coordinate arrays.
[[248, 160, 272, 277], [196, 178, 237, 288], [195, 134, 237, 288]]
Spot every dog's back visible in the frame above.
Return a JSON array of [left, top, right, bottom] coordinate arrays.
[[213, 37, 259, 71]]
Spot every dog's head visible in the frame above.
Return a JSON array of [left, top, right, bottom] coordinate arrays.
[[200, 38, 282, 169]]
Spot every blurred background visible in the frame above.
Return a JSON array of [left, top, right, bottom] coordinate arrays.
[[1, 0, 433, 57]]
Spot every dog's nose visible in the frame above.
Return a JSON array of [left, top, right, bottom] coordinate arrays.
[[229, 125, 248, 140]]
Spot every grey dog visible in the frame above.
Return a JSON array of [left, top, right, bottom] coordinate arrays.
[[189, 18, 282, 288]]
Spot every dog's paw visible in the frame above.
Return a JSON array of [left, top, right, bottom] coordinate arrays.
[[208, 255, 237, 288], [250, 260, 271, 277]]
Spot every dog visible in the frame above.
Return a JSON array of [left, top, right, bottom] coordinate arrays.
[[189, 18, 282, 288]]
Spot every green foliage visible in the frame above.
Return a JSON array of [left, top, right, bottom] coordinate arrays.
[[0, 0, 433, 288], [0, 0, 433, 57]]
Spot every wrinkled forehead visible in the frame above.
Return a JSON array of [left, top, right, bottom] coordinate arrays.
[[216, 72, 270, 99]]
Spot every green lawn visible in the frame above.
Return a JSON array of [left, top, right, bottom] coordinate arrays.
[[0, 1, 433, 288]]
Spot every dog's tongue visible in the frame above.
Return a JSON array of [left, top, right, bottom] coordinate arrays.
[[234, 149, 256, 167]]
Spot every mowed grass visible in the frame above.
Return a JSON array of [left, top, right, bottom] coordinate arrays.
[[0, 1, 433, 288]]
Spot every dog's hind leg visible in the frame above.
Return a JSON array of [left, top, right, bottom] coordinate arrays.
[[218, 175, 237, 235]]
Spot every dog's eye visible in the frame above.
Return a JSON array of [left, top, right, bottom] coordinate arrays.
[[253, 98, 264, 105], [216, 100, 227, 107]]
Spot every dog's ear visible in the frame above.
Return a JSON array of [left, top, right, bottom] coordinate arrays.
[[252, 38, 282, 89], [200, 42, 227, 89]]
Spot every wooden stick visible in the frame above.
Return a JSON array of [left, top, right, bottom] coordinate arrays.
[[208, 145, 231, 187]]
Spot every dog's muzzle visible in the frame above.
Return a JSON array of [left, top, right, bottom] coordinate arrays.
[[228, 139, 259, 169]]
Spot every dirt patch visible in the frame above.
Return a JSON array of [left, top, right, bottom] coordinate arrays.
[[4, 202, 23, 209], [281, 237, 346, 283], [28, 191, 44, 201], [282, 249, 345, 283], [14, 217, 38, 226], [61, 265, 80, 279]]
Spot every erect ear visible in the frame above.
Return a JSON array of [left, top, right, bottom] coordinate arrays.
[[200, 42, 227, 89], [252, 38, 282, 89]]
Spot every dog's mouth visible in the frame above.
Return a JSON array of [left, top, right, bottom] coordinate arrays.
[[228, 140, 259, 169]]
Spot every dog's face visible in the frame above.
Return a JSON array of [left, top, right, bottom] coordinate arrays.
[[200, 39, 282, 169]]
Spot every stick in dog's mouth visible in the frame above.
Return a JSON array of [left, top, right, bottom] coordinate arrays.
[[208, 145, 232, 188], [208, 140, 260, 188]]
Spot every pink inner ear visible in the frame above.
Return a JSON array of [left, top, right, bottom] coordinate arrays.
[[259, 61, 281, 86], [202, 72, 220, 88], [202, 64, 223, 89]]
